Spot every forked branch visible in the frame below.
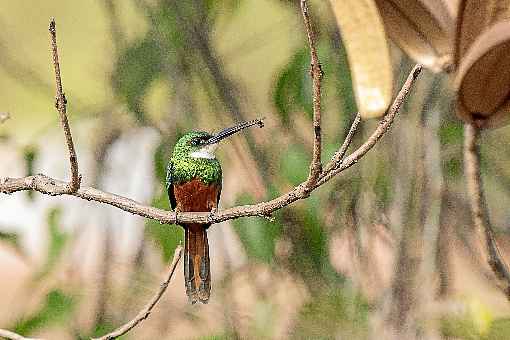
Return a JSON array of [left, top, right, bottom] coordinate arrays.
[[0, 8, 423, 227], [0, 3, 423, 340], [0, 65, 423, 224]]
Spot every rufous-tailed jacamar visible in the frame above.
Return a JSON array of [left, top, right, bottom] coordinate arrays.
[[166, 119, 263, 304]]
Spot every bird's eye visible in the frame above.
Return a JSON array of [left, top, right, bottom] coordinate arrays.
[[190, 138, 199, 146]]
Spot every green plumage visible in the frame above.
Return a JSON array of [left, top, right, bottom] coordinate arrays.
[[167, 131, 223, 186]]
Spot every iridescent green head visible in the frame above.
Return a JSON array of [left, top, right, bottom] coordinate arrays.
[[168, 119, 264, 185], [172, 131, 217, 160]]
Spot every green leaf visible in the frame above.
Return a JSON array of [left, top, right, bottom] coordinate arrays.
[[23, 145, 37, 200], [439, 120, 463, 145], [112, 34, 163, 122], [0, 230, 20, 249], [145, 191, 183, 262], [327, 37, 357, 118], [47, 209, 67, 267], [232, 193, 282, 263], [273, 47, 313, 124], [35, 208, 68, 279], [14, 289, 75, 336], [280, 144, 309, 186], [153, 138, 172, 184], [145, 141, 182, 262], [23, 145, 37, 176], [287, 197, 336, 283]]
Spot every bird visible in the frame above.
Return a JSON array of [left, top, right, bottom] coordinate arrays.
[[166, 119, 264, 304]]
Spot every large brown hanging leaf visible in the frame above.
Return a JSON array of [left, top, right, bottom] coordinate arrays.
[[444, 0, 461, 17], [456, 20, 510, 129], [329, 0, 393, 119], [374, 0, 455, 72], [455, 0, 510, 65]]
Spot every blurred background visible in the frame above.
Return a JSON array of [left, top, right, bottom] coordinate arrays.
[[1, 0, 510, 339]]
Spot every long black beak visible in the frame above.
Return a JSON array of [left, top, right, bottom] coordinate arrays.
[[206, 118, 264, 144]]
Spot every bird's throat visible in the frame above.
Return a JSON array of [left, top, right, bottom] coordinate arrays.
[[189, 144, 218, 159]]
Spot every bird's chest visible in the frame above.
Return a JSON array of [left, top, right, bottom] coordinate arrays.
[[173, 178, 221, 213]]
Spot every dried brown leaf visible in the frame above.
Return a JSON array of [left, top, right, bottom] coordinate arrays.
[[375, 0, 454, 72], [329, 0, 393, 119], [455, 0, 510, 65], [444, 0, 461, 18], [456, 20, 510, 128]]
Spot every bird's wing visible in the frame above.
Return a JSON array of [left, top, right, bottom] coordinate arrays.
[[166, 161, 177, 210], [216, 168, 222, 205]]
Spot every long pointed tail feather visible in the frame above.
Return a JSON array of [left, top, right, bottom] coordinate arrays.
[[184, 225, 211, 304]]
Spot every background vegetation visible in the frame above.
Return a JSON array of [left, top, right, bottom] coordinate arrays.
[[1, 0, 510, 339]]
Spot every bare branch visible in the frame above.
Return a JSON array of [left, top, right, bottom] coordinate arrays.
[[300, 0, 323, 193], [322, 112, 362, 175], [0, 65, 422, 225], [93, 246, 183, 340], [464, 123, 510, 299], [49, 18, 80, 193], [1, 9, 422, 229], [0, 329, 41, 340]]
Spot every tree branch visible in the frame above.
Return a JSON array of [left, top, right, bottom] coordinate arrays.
[[322, 112, 362, 175], [93, 246, 183, 340], [49, 18, 80, 193], [0, 65, 422, 225], [464, 123, 510, 299], [0, 329, 41, 340], [300, 0, 323, 193]]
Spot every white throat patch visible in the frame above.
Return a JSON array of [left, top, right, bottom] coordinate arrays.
[[190, 143, 218, 159]]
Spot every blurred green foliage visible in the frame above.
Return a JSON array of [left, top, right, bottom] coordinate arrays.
[[23, 145, 37, 200], [273, 47, 313, 123], [292, 288, 369, 339], [146, 141, 183, 262], [441, 315, 510, 340], [13, 290, 75, 336], [232, 193, 282, 263], [0, 230, 20, 250], [33, 208, 69, 279], [4, 0, 510, 338], [113, 35, 163, 123]]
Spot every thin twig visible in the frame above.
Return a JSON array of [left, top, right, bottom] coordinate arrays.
[[322, 113, 362, 175], [464, 123, 510, 299], [0, 329, 41, 340], [0, 65, 422, 225], [93, 246, 183, 340], [1, 10, 421, 227], [49, 18, 80, 193], [300, 0, 323, 193]]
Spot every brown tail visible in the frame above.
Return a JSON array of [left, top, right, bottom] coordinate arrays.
[[184, 225, 211, 304]]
